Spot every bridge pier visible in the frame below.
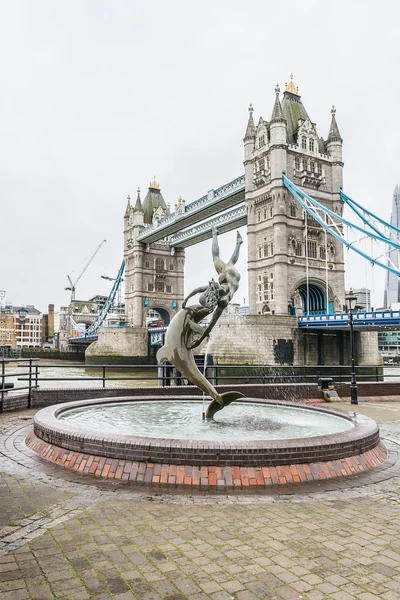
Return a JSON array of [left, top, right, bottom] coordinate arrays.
[[85, 327, 149, 365], [207, 314, 381, 368]]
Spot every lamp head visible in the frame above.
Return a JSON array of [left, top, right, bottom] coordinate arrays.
[[345, 289, 357, 312]]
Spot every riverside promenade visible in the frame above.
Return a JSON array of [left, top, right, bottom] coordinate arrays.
[[1, 400, 400, 600]]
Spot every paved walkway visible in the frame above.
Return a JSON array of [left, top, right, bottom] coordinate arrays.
[[1, 400, 400, 599]]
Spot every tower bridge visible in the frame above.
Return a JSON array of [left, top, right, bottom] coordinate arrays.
[[80, 75, 397, 366]]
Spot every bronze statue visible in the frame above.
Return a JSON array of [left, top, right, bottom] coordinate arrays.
[[183, 228, 242, 349], [157, 228, 244, 419]]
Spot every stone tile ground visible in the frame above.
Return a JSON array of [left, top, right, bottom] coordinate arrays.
[[0, 402, 400, 599]]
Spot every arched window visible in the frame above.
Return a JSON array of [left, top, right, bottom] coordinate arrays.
[[145, 260, 150, 268], [290, 204, 296, 217], [318, 163, 322, 175], [302, 136, 307, 149], [309, 138, 314, 152], [294, 157, 300, 170]]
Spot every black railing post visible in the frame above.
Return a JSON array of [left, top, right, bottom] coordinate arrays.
[[376, 366, 379, 382], [102, 366, 106, 389], [35, 363, 39, 389], [1, 360, 5, 414], [28, 358, 32, 408]]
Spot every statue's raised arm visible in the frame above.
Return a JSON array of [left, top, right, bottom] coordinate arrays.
[[188, 228, 243, 349]]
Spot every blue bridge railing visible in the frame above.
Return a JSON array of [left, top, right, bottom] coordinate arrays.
[[299, 310, 400, 328]]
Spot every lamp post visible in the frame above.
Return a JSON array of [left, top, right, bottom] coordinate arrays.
[[345, 289, 358, 405]]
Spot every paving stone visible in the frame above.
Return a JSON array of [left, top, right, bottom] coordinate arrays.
[[1, 406, 400, 600]]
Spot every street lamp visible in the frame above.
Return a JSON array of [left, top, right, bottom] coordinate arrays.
[[345, 289, 358, 405]]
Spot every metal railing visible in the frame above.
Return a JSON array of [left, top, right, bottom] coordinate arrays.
[[2, 359, 398, 412], [0, 358, 40, 413]]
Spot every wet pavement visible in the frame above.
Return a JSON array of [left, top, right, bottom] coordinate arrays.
[[1, 400, 400, 599]]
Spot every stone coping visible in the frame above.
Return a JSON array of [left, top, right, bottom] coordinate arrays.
[[33, 396, 381, 467]]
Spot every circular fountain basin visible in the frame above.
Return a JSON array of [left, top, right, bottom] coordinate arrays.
[[33, 396, 381, 467]]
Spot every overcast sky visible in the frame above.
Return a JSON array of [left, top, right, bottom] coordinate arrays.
[[1, 0, 399, 313]]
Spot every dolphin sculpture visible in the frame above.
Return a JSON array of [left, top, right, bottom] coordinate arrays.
[[156, 304, 244, 419]]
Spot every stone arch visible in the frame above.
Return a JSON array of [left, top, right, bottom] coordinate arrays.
[[290, 278, 335, 316], [145, 305, 172, 326], [262, 304, 271, 315]]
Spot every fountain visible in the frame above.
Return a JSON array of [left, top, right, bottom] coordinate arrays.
[[27, 229, 386, 488]]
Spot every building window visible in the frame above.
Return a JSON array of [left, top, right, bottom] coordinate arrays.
[[302, 136, 307, 149], [148, 283, 154, 292], [169, 262, 174, 271], [257, 211, 261, 223], [309, 138, 314, 152], [267, 155, 270, 169], [270, 282, 274, 299], [258, 158, 265, 171], [320, 245, 326, 260], [270, 242, 274, 255], [263, 209, 267, 220], [145, 260, 150, 268], [318, 163, 322, 175], [295, 241, 302, 256], [258, 247, 262, 259], [311, 161, 315, 172], [294, 157, 300, 170], [269, 205, 273, 217], [155, 258, 165, 272], [155, 281, 164, 292], [289, 204, 296, 217], [263, 243, 268, 258], [302, 159, 307, 171], [307, 240, 317, 258], [258, 274, 262, 282], [166, 285, 172, 293], [258, 134, 265, 148]]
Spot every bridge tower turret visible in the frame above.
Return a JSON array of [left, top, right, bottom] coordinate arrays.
[[244, 76, 345, 318], [124, 178, 185, 329]]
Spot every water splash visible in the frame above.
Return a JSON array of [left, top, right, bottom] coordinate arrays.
[[202, 335, 212, 420]]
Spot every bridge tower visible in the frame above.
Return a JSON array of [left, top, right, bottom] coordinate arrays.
[[245, 75, 345, 317], [124, 178, 185, 328]]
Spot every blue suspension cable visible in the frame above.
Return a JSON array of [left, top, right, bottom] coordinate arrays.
[[283, 175, 400, 278]]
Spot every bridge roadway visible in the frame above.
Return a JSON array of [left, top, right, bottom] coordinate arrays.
[[68, 311, 400, 346], [137, 175, 245, 247], [299, 310, 400, 329]]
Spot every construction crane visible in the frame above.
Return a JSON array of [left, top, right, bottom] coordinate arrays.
[[65, 239, 107, 302]]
